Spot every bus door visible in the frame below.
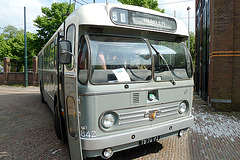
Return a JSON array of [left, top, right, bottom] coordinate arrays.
[[59, 16, 83, 160]]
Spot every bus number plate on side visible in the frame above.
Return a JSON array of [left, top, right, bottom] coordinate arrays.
[[139, 136, 160, 146]]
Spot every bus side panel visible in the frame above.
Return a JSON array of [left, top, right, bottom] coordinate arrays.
[[42, 70, 54, 112]]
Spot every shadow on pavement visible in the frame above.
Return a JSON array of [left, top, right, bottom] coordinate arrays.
[[87, 142, 163, 160]]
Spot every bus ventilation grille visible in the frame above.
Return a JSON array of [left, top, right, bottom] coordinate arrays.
[[132, 93, 140, 104]]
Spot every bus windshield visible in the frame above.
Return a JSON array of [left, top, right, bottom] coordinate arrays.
[[89, 35, 152, 84], [149, 40, 193, 81]]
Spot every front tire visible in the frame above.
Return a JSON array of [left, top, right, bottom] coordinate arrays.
[[40, 82, 45, 103], [54, 103, 67, 142]]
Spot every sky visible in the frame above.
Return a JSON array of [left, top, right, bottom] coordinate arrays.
[[0, 0, 195, 34]]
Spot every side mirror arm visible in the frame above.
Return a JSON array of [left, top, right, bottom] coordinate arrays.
[[60, 50, 75, 67]]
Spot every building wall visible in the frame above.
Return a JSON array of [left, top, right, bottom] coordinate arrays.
[[195, 0, 210, 101], [232, 0, 240, 109], [195, 0, 240, 111]]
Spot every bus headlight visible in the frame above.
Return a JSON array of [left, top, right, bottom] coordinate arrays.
[[178, 101, 188, 114], [102, 113, 115, 128]]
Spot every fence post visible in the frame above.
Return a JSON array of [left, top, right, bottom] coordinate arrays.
[[32, 56, 38, 73], [4, 57, 10, 73]]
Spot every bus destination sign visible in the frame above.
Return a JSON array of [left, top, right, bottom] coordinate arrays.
[[111, 8, 177, 32]]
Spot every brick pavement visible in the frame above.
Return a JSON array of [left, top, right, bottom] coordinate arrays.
[[0, 86, 239, 160]]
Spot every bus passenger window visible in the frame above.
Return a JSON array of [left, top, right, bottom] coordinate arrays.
[[78, 37, 88, 84], [66, 25, 76, 70], [50, 41, 55, 69]]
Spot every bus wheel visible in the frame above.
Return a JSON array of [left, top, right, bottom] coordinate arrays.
[[54, 104, 64, 141], [40, 82, 46, 103]]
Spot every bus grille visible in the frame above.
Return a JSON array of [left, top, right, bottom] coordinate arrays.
[[118, 105, 179, 125], [132, 93, 140, 104]]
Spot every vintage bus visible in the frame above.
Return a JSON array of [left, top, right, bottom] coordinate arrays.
[[38, 3, 194, 159]]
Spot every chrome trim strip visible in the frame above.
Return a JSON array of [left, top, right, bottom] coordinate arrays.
[[78, 85, 194, 96], [113, 100, 181, 113], [118, 110, 146, 116], [119, 112, 179, 125], [117, 105, 179, 125], [43, 88, 54, 100], [65, 72, 76, 76], [160, 105, 178, 110], [161, 108, 178, 113], [119, 114, 143, 120], [118, 105, 178, 116], [65, 72, 76, 78], [156, 112, 178, 118], [118, 118, 148, 125]]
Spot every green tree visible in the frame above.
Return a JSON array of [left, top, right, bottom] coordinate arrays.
[[187, 31, 195, 64], [2, 25, 19, 39], [34, 2, 74, 51], [0, 25, 38, 72], [0, 34, 12, 61], [118, 0, 164, 13]]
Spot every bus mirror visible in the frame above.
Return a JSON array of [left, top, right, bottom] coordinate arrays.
[[59, 40, 72, 64]]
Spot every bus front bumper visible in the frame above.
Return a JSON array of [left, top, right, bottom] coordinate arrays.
[[81, 116, 194, 150]]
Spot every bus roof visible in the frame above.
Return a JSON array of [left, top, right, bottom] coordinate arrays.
[[67, 3, 188, 37], [38, 3, 189, 56]]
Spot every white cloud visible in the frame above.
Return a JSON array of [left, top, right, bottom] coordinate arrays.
[[0, 0, 59, 33]]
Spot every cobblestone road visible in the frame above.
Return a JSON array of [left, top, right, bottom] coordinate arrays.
[[0, 86, 240, 160]]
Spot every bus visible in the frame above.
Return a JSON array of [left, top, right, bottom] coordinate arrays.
[[38, 3, 194, 160]]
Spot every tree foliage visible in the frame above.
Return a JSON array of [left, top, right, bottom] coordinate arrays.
[[0, 2, 75, 72], [2, 25, 19, 39], [118, 0, 164, 13], [0, 25, 37, 72], [33, 2, 74, 50], [0, 35, 11, 60], [187, 31, 195, 64]]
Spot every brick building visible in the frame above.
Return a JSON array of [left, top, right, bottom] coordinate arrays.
[[195, 0, 240, 111]]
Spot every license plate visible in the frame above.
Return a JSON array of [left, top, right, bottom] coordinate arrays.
[[139, 136, 160, 146]]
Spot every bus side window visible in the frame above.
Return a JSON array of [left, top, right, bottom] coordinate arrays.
[[50, 41, 55, 69], [66, 25, 76, 70], [78, 37, 88, 84], [44, 47, 49, 69]]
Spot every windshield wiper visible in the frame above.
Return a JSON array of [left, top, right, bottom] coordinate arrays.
[[150, 44, 176, 85]]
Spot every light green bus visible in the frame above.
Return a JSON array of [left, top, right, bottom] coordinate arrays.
[[38, 3, 194, 160]]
